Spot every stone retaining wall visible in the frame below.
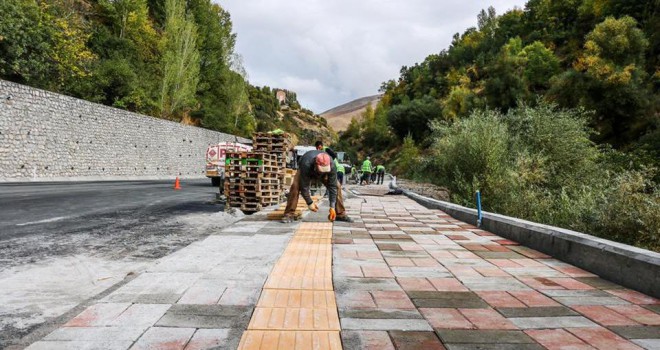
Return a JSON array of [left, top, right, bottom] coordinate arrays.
[[0, 80, 249, 182]]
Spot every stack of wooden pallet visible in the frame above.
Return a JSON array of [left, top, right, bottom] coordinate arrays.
[[266, 195, 322, 221], [252, 132, 293, 191], [224, 152, 282, 212]]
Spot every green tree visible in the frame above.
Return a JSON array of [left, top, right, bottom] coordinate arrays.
[[520, 41, 561, 91], [159, 0, 200, 120]]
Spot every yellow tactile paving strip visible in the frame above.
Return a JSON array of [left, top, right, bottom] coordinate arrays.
[[238, 222, 342, 350]]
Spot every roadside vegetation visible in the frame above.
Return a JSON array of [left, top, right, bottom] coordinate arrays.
[[0, 0, 331, 139], [335, 1, 659, 250]]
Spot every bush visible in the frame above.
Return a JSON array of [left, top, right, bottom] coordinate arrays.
[[420, 102, 659, 251]]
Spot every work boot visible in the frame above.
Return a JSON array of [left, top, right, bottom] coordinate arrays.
[[335, 215, 353, 223], [280, 216, 295, 223]]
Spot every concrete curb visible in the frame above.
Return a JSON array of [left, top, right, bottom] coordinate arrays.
[[403, 190, 660, 298]]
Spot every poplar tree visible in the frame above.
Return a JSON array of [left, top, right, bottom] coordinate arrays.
[[159, 0, 200, 120]]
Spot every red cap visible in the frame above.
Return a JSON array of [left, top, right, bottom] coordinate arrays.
[[315, 153, 332, 173]]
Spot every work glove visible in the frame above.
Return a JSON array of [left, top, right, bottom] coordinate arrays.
[[308, 203, 319, 212], [328, 208, 337, 222]]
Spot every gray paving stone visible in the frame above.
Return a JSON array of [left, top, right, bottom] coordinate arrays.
[[633, 339, 660, 350], [446, 344, 544, 350], [134, 293, 182, 304], [460, 277, 530, 291], [408, 292, 489, 309], [391, 267, 450, 278], [609, 326, 660, 339], [497, 307, 578, 318], [474, 251, 525, 259], [43, 327, 147, 341], [377, 243, 403, 251], [340, 309, 423, 319], [155, 305, 252, 329], [553, 296, 630, 306], [341, 318, 433, 331], [509, 316, 597, 329], [381, 251, 431, 258], [26, 340, 134, 350], [541, 289, 611, 297], [436, 330, 536, 344], [334, 278, 403, 292]]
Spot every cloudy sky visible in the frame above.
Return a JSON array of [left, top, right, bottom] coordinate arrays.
[[219, 0, 527, 113]]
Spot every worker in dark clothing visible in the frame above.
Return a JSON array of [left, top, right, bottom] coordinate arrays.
[[282, 150, 352, 223]]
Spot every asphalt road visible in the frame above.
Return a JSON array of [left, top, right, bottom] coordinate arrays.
[[0, 179, 218, 239], [0, 179, 237, 345]]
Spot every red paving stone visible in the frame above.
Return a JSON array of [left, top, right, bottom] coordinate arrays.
[[458, 309, 517, 330], [428, 278, 468, 292], [573, 306, 639, 326], [420, 308, 474, 329], [526, 329, 596, 350], [476, 291, 527, 308], [567, 327, 643, 350], [606, 289, 660, 305], [397, 277, 436, 291], [371, 291, 415, 309], [509, 290, 561, 307], [607, 305, 660, 325]]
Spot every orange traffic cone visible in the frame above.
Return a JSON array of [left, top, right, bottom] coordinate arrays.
[[174, 177, 181, 190]]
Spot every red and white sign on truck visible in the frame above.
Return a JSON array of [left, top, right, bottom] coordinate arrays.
[[206, 142, 252, 186]]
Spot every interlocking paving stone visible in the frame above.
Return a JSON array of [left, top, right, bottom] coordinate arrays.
[[341, 330, 394, 350], [185, 329, 230, 350], [341, 318, 433, 331], [25, 340, 134, 350], [435, 329, 537, 344], [237, 330, 342, 350], [156, 305, 253, 329], [43, 326, 147, 341], [339, 309, 424, 319], [389, 331, 446, 350], [496, 306, 578, 318], [407, 291, 489, 309], [130, 327, 196, 350], [576, 277, 627, 290], [633, 339, 660, 349], [609, 326, 660, 339], [553, 296, 631, 306], [509, 316, 598, 329], [444, 344, 544, 350]]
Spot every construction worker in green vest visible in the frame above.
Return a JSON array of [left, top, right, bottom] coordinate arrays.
[[376, 164, 385, 185], [359, 157, 372, 185], [334, 158, 345, 185]]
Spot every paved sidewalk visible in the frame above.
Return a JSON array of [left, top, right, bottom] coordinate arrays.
[[23, 218, 298, 350], [333, 192, 660, 350], [20, 185, 660, 350]]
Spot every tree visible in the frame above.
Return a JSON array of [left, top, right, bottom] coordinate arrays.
[[159, 0, 200, 120], [573, 16, 652, 146], [520, 41, 561, 91]]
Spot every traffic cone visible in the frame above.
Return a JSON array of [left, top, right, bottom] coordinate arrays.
[[174, 177, 181, 190]]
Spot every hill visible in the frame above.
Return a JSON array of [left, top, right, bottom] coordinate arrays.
[[321, 95, 382, 131]]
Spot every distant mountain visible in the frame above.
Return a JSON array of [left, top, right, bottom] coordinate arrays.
[[321, 95, 382, 131]]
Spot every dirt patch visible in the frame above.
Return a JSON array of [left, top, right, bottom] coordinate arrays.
[[397, 179, 451, 202]]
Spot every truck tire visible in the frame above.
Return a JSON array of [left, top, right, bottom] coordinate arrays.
[[211, 177, 220, 187]]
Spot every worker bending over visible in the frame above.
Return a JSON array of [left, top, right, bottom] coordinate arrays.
[[360, 157, 372, 185], [376, 164, 385, 185], [282, 150, 352, 223]]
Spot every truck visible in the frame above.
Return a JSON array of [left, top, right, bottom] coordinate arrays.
[[205, 142, 252, 186]]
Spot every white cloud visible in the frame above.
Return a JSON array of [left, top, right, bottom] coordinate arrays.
[[218, 0, 527, 113]]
